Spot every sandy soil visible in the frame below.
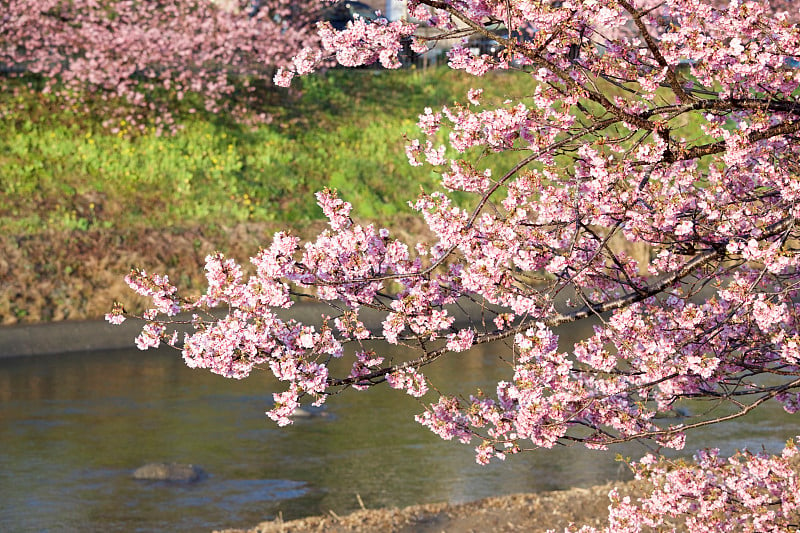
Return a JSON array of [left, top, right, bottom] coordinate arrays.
[[215, 481, 647, 533]]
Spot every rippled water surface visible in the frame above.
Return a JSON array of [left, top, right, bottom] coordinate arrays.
[[1, 338, 796, 531]]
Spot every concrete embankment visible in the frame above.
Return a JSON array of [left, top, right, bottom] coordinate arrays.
[[0, 318, 144, 358], [0, 302, 350, 358]]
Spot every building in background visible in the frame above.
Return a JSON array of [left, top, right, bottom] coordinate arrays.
[[383, 0, 406, 21]]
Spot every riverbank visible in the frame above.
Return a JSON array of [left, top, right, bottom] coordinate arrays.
[[216, 481, 644, 533], [0, 222, 293, 325], [0, 216, 445, 327]]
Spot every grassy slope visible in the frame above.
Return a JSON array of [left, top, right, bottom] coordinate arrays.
[[0, 67, 529, 324], [0, 68, 530, 236]]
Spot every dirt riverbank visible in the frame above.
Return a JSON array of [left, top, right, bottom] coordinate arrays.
[[0, 222, 311, 325], [0, 217, 445, 325], [215, 481, 646, 533]]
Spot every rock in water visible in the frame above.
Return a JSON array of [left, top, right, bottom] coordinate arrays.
[[132, 463, 205, 482], [291, 406, 329, 418]]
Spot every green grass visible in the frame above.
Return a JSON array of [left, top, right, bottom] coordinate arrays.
[[0, 67, 720, 238], [0, 68, 536, 236]]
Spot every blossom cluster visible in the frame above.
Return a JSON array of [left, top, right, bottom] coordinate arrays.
[[274, 14, 417, 87], [2, 0, 322, 132], [567, 440, 800, 532]]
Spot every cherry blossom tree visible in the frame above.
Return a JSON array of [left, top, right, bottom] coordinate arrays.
[[0, 0, 323, 132], [110, 0, 800, 529]]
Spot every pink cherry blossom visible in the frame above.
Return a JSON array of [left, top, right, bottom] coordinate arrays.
[[2, 0, 324, 131], [111, 0, 800, 530]]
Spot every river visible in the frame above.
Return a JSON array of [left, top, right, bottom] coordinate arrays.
[[0, 333, 796, 531]]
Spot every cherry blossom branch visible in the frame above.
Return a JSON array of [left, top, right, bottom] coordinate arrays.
[[330, 214, 794, 389], [600, 377, 800, 445]]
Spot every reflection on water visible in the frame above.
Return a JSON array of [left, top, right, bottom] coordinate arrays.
[[0, 338, 796, 531]]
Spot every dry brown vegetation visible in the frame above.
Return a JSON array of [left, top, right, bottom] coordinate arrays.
[[215, 481, 648, 533], [0, 217, 438, 325], [0, 223, 276, 324]]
